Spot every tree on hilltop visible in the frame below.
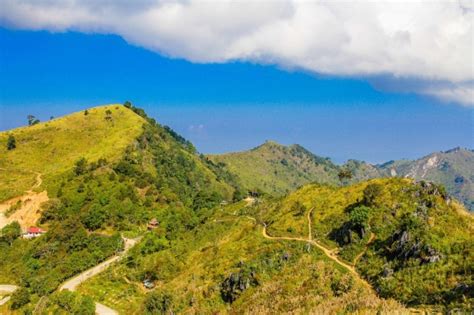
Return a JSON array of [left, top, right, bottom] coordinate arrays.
[[27, 115, 40, 126]]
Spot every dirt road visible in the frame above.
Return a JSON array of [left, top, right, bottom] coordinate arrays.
[[0, 285, 18, 306], [60, 237, 139, 315]]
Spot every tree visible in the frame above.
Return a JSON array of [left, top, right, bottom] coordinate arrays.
[[74, 158, 88, 176], [338, 168, 353, 181], [82, 205, 106, 230], [1, 221, 21, 245], [105, 109, 113, 121], [27, 115, 40, 126], [349, 205, 370, 237], [84, 109, 89, 116], [7, 134, 16, 150], [123, 101, 132, 109]]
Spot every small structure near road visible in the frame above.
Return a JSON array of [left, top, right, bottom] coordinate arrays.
[[147, 218, 159, 230], [143, 279, 155, 289], [23, 226, 46, 239]]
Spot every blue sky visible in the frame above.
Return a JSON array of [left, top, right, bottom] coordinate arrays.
[[0, 28, 472, 163]]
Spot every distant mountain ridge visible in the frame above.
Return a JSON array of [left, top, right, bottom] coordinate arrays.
[[207, 141, 340, 195], [377, 147, 474, 210], [210, 142, 474, 210]]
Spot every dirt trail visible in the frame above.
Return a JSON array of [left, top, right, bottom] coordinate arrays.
[[307, 207, 313, 240], [260, 208, 375, 292], [0, 172, 49, 230]]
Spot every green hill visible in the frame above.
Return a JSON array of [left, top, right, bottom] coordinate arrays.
[[0, 103, 241, 310], [262, 178, 473, 309], [209, 142, 474, 211], [76, 178, 473, 313], [0, 105, 472, 314], [207, 141, 340, 195], [0, 105, 146, 201]]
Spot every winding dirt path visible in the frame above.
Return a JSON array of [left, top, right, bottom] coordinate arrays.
[[262, 224, 363, 279], [258, 207, 375, 291]]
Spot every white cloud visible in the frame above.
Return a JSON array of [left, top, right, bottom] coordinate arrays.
[[1, 0, 473, 105]]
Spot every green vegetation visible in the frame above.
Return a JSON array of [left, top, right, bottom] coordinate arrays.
[[0, 104, 472, 313], [260, 178, 473, 310], [78, 200, 405, 313], [7, 134, 16, 150], [208, 141, 340, 195], [0, 105, 146, 201]]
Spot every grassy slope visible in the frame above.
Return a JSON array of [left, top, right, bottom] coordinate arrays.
[[261, 178, 473, 309], [208, 141, 340, 195], [0, 105, 145, 201], [78, 200, 405, 314]]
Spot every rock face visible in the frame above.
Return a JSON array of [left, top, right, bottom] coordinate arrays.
[[390, 229, 442, 264], [221, 269, 258, 303]]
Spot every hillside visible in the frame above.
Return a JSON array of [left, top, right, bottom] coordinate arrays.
[[208, 141, 340, 195], [210, 143, 474, 211], [0, 105, 146, 202], [0, 103, 242, 313], [0, 105, 472, 314], [263, 178, 473, 310], [378, 148, 474, 210], [75, 178, 473, 313]]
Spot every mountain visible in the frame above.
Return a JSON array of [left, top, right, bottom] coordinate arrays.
[[0, 104, 241, 310], [207, 141, 340, 195], [210, 142, 474, 211], [377, 148, 474, 211], [0, 105, 472, 313], [76, 178, 472, 313]]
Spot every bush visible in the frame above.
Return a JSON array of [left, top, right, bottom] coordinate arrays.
[[74, 158, 88, 176], [144, 291, 173, 314], [7, 134, 16, 150], [10, 287, 30, 310], [330, 274, 354, 297], [140, 233, 169, 255], [363, 183, 383, 206]]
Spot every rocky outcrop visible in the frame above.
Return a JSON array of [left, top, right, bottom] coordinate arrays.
[[220, 269, 258, 303]]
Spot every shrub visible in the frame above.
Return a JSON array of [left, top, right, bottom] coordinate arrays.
[[330, 274, 354, 297], [74, 158, 88, 176], [363, 183, 383, 206], [0, 221, 21, 245], [10, 287, 30, 310], [7, 134, 16, 150], [144, 291, 173, 314]]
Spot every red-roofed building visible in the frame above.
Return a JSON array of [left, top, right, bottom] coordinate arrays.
[[23, 226, 46, 239]]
